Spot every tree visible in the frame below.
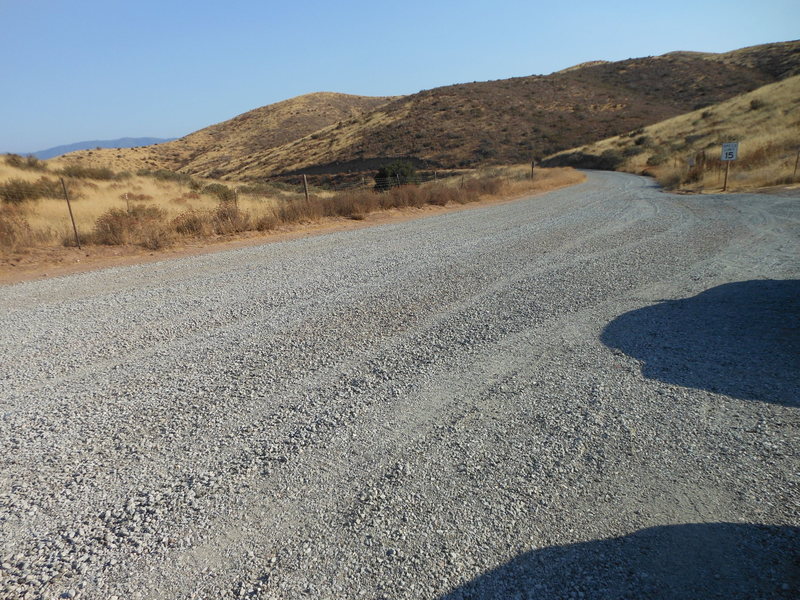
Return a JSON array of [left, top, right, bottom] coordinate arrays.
[[374, 160, 416, 191]]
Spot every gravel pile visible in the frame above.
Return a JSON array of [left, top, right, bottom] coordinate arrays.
[[1, 171, 798, 599]]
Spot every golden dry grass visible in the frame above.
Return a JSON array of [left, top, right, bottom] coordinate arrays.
[[2, 161, 583, 256], [1, 167, 283, 249], [551, 75, 800, 191]]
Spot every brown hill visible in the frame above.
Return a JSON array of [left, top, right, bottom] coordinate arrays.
[[218, 39, 800, 179], [57, 92, 396, 177], [705, 39, 800, 79], [57, 40, 799, 180]]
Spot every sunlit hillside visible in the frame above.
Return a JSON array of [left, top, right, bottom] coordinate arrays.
[[51, 41, 800, 181], [545, 75, 800, 191]]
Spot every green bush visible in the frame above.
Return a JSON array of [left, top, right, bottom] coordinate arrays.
[[203, 183, 236, 203], [374, 160, 417, 191]]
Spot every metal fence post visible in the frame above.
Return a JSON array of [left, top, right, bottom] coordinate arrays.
[[60, 177, 81, 249]]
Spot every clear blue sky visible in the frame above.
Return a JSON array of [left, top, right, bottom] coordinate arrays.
[[1, 0, 797, 153]]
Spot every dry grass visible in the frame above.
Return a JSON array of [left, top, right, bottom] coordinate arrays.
[[0, 166, 282, 251], [548, 75, 800, 192], [1, 162, 582, 256]]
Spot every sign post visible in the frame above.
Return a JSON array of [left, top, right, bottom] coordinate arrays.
[[721, 142, 738, 191]]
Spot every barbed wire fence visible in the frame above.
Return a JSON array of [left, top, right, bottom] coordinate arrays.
[[1, 153, 483, 252], [273, 169, 465, 194]]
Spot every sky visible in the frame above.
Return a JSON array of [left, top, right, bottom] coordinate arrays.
[[1, 0, 798, 154]]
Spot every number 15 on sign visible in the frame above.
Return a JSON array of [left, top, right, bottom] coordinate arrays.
[[721, 142, 739, 161], [721, 142, 738, 191]]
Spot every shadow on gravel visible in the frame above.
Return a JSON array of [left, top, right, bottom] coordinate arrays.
[[438, 523, 799, 600], [600, 279, 800, 406]]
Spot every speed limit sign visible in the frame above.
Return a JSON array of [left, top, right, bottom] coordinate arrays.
[[721, 142, 739, 161]]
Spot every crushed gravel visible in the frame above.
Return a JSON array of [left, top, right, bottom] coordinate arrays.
[[1, 171, 798, 599]]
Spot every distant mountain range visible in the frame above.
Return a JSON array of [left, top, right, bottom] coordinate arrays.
[[29, 137, 174, 160]]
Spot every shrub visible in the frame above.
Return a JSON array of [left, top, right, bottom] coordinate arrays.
[[172, 210, 212, 236], [646, 153, 668, 167], [58, 164, 118, 180], [0, 177, 61, 203], [385, 184, 427, 208], [277, 198, 322, 223], [598, 150, 624, 170], [321, 190, 378, 219], [139, 226, 174, 250], [255, 213, 279, 231], [4, 154, 47, 171], [656, 170, 681, 190], [238, 182, 274, 198], [682, 166, 703, 184], [374, 160, 417, 191], [0, 209, 33, 250], [749, 98, 766, 111], [623, 146, 645, 157], [94, 204, 168, 246], [212, 202, 250, 234], [463, 176, 504, 197], [203, 183, 236, 203], [426, 184, 459, 206], [541, 151, 623, 170]]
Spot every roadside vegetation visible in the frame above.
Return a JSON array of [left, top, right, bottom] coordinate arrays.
[[544, 75, 800, 192], [0, 156, 582, 255]]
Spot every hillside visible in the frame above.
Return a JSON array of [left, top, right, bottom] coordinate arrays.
[[246, 54, 777, 178], [56, 40, 800, 180], [544, 75, 800, 191], [57, 92, 396, 177]]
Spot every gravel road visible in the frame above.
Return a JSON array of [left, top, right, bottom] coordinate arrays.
[[1, 171, 798, 600]]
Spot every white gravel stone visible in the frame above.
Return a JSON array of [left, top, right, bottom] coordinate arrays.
[[0, 172, 798, 599]]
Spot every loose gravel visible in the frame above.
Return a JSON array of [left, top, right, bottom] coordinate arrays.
[[1, 171, 798, 599]]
